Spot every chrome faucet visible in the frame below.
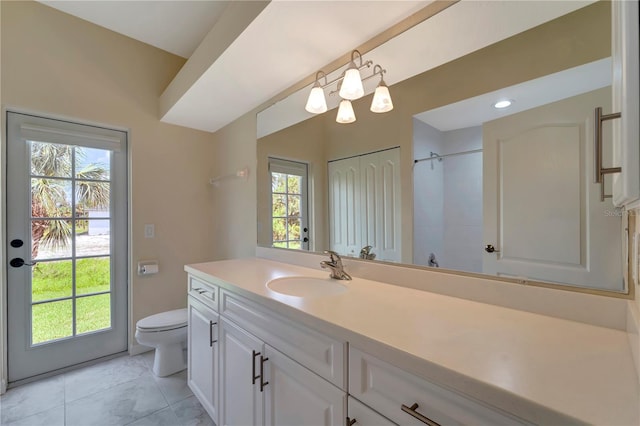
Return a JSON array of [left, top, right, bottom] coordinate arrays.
[[359, 245, 376, 260], [320, 250, 352, 280]]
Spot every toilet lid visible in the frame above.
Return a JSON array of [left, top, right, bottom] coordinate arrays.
[[137, 308, 188, 331]]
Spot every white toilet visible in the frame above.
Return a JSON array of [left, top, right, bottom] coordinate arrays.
[[135, 308, 188, 377]]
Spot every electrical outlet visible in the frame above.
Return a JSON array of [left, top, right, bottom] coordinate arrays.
[[144, 224, 155, 239]]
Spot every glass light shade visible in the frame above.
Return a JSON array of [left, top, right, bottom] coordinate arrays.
[[339, 67, 364, 100], [305, 85, 327, 114], [336, 100, 356, 124], [370, 83, 394, 113]]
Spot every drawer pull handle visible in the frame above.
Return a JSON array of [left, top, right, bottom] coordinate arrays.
[[401, 403, 441, 426], [209, 321, 217, 346], [346, 417, 357, 426], [252, 350, 261, 384], [259, 355, 269, 392]]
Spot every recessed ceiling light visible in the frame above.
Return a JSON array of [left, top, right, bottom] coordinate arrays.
[[493, 100, 513, 109]]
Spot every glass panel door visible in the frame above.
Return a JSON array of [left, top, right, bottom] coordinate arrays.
[[7, 112, 128, 383]]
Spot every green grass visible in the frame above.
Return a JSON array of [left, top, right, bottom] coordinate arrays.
[[31, 258, 111, 344]]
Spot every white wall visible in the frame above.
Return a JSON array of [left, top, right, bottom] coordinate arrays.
[[413, 121, 483, 273], [413, 119, 444, 267], [441, 127, 483, 272]]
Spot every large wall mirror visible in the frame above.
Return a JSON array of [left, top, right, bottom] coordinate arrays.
[[256, 1, 627, 294]]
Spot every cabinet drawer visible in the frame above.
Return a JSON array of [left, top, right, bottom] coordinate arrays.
[[348, 397, 396, 426], [349, 348, 529, 426], [220, 289, 346, 389], [188, 275, 218, 311]]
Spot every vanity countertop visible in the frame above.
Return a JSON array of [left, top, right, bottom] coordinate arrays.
[[185, 258, 639, 425]]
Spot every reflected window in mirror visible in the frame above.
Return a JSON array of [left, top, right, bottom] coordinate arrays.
[[269, 158, 309, 250]]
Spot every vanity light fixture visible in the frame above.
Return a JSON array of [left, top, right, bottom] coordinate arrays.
[[304, 50, 393, 124], [336, 100, 356, 124], [305, 71, 328, 114], [370, 65, 394, 113], [493, 99, 513, 109], [339, 50, 365, 100]]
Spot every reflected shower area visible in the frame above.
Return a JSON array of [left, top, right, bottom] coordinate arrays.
[[412, 119, 483, 273]]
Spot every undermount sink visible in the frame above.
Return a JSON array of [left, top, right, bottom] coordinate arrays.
[[266, 276, 348, 297]]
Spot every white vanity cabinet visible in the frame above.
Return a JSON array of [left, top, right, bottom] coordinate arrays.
[[188, 277, 347, 426], [349, 348, 530, 426], [187, 276, 220, 424], [218, 318, 346, 426]]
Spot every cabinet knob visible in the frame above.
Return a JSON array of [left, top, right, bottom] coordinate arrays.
[[259, 355, 269, 392]]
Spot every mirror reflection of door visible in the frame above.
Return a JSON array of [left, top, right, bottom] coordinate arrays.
[[328, 148, 401, 262], [483, 88, 622, 290], [269, 158, 309, 251]]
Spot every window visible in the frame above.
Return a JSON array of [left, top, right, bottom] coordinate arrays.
[[269, 158, 309, 250]]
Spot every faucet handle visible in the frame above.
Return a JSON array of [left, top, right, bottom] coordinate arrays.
[[323, 250, 340, 262]]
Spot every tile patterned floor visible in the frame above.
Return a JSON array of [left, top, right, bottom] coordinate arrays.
[[0, 352, 213, 426]]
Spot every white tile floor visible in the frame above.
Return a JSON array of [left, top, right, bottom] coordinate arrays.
[[0, 352, 213, 426]]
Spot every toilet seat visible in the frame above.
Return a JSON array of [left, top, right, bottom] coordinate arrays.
[[136, 308, 187, 332]]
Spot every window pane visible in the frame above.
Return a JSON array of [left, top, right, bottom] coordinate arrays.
[[76, 180, 110, 216], [77, 294, 111, 334], [30, 142, 72, 178], [76, 220, 110, 257], [273, 241, 287, 248], [288, 241, 302, 250], [32, 219, 72, 260], [288, 195, 301, 217], [272, 172, 287, 193], [272, 194, 287, 217], [76, 147, 111, 180], [287, 176, 301, 194], [32, 260, 72, 302], [32, 300, 73, 344], [287, 218, 301, 240], [77, 257, 110, 295], [31, 178, 72, 218], [272, 218, 287, 242]]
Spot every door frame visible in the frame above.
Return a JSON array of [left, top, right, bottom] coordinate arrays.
[[0, 106, 133, 392]]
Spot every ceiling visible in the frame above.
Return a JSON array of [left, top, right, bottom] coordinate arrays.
[[39, 1, 230, 58], [415, 58, 612, 132], [37, 0, 596, 135]]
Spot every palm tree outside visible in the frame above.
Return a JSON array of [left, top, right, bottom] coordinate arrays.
[[30, 141, 112, 343]]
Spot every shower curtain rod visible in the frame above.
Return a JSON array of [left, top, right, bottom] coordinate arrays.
[[414, 148, 482, 164]]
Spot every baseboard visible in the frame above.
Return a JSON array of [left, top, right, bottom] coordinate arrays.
[[129, 343, 153, 357]]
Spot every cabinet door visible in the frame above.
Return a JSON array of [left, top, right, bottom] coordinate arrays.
[[187, 298, 219, 424], [348, 397, 396, 426], [264, 344, 345, 426], [611, 0, 640, 207], [219, 318, 264, 426]]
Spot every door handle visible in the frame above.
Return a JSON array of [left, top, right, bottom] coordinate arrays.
[[259, 355, 269, 392], [401, 403, 441, 426], [252, 350, 261, 384], [209, 321, 217, 346], [484, 244, 500, 254], [10, 258, 37, 268]]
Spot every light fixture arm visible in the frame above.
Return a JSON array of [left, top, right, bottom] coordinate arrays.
[[350, 50, 364, 68], [328, 63, 386, 96], [314, 70, 328, 87]]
